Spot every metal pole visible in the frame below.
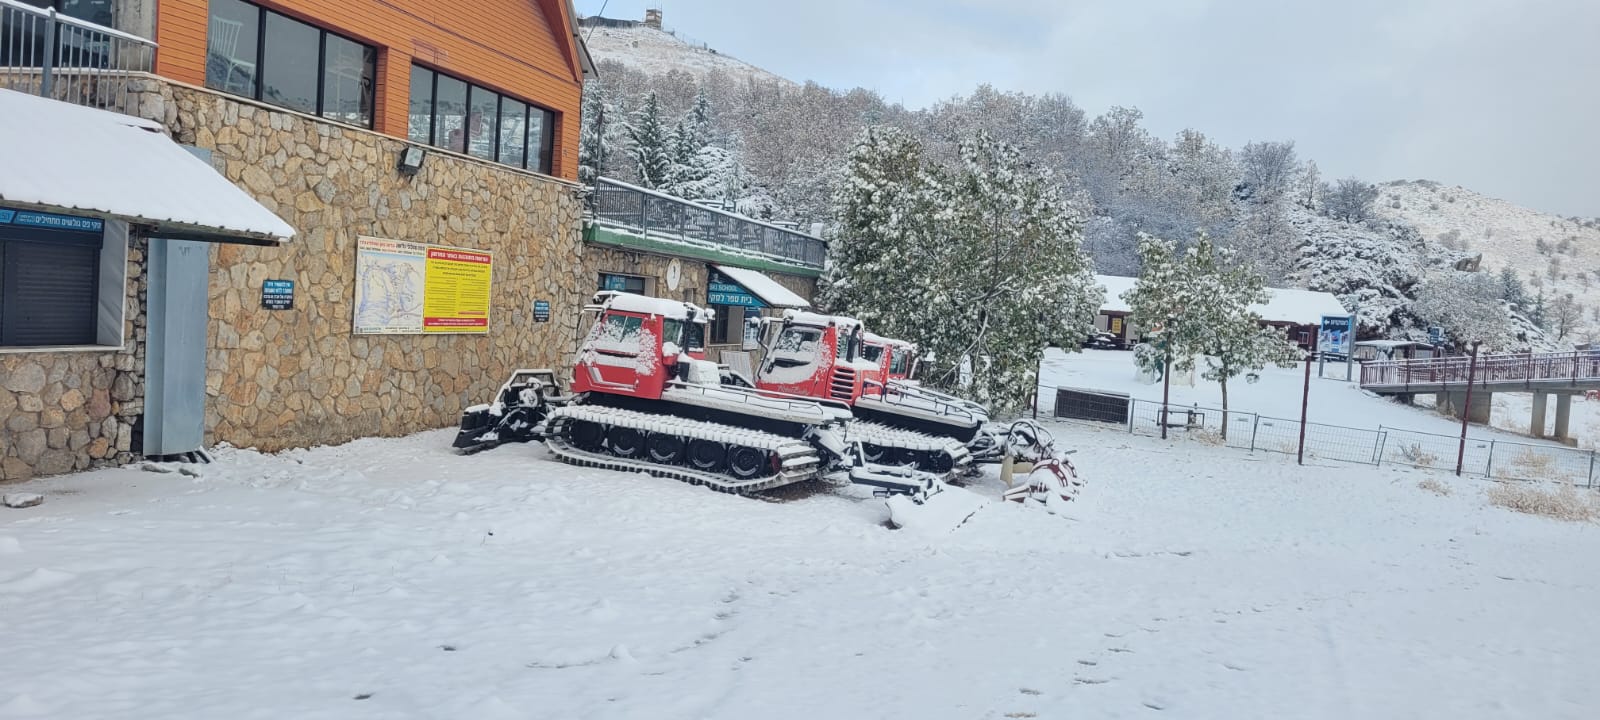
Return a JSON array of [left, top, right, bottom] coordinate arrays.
[[1486, 440, 1495, 478], [1589, 450, 1596, 489], [1298, 355, 1312, 465], [1127, 399, 1135, 434], [1250, 414, 1260, 452], [1456, 341, 1481, 477], [1161, 354, 1172, 440], [41, 8, 57, 97]]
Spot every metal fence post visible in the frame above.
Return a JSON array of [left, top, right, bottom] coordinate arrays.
[[1589, 450, 1596, 489], [41, 8, 58, 97], [1250, 414, 1260, 452], [1486, 440, 1495, 479], [1376, 429, 1388, 466], [1127, 399, 1136, 434]]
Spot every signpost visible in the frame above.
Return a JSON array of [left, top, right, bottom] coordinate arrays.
[[261, 279, 294, 310], [1317, 314, 1356, 381]]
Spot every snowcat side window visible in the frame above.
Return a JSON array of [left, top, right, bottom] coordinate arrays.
[[685, 321, 706, 352], [889, 349, 910, 376], [861, 344, 884, 363], [661, 318, 685, 348]]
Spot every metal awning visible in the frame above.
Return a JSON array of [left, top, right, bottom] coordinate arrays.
[[0, 89, 295, 245], [712, 265, 811, 309]]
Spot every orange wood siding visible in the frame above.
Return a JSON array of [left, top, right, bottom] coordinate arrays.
[[156, 0, 583, 180]]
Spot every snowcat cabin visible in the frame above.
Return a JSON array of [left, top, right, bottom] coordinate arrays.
[[882, 339, 919, 382], [757, 313, 868, 402], [572, 293, 710, 400]]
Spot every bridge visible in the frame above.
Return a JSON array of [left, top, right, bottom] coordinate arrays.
[[1360, 350, 1600, 443]]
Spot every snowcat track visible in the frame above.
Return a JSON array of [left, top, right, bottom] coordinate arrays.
[[847, 421, 972, 479], [544, 406, 820, 495]]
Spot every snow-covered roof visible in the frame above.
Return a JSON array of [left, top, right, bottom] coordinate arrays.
[[1094, 274, 1348, 325], [714, 265, 810, 308], [0, 89, 295, 244], [784, 309, 860, 332], [601, 292, 702, 320], [1355, 340, 1435, 350]]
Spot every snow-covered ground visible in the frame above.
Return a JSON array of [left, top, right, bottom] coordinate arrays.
[[3, 421, 1599, 718], [1043, 348, 1600, 447]]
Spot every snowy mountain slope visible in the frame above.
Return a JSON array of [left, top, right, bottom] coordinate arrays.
[[4, 427, 1599, 718], [581, 22, 795, 88], [1379, 180, 1600, 331]]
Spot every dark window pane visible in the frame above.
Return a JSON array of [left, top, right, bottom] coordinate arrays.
[[532, 108, 555, 174], [497, 98, 527, 168], [322, 33, 373, 127], [434, 74, 467, 153], [465, 85, 498, 160], [260, 12, 319, 114], [0, 239, 99, 347], [205, 0, 259, 96], [407, 65, 433, 144], [58, 1, 112, 27]]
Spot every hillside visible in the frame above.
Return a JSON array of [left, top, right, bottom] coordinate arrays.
[[580, 19, 795, 89], [1378, 180, 1600, 337]]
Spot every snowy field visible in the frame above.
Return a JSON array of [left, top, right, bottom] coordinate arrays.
[[1042, 348, 1600, 447], [4, 420, 1600, 719]]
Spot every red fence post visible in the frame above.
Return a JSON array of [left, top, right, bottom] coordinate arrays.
[[1298, 356, 1312, 465], [1456, 341, 1481, 477]]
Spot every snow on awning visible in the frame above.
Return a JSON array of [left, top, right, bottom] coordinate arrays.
[[712, 265, 810, 309], [0, 89, 295, 245]]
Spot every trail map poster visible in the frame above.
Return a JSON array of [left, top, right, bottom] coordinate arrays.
[[353, 236, 493, 335]]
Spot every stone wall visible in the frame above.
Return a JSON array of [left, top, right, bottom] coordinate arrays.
[[0, 237, 148, 481], [584, 244, 711, 303], [140, 81, 586, 452]]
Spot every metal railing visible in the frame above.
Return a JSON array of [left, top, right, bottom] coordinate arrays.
[[1, 0, 156, 116], [1362, 350, 1600, 391], [588, 177, 827, 270], [1047, 385, 1597, 487]]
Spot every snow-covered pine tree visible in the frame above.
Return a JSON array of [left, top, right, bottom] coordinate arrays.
[[827, 128, 1099, 414], [625, 92, 673, 189], [1125, 233, 1298, 438], [578, 80, 619, 182]]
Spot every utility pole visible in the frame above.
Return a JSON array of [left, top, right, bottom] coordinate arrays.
[[1298, 354, 1312, 465], [1456, 340, 1482, 477]]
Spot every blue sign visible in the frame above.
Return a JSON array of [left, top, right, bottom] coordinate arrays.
[[533, 300, 551, 322], [0, 207, 103, 233], [707, 271, 767, 310], [261, 279, 294, 310], [1318, 314, 1355, 358]]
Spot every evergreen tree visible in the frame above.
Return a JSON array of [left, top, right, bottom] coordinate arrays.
[[826, 127, 1101, 414], [578, 80, 619, 182], [1499, 266, 1530, 309], [1125, 233, 1299, 438], [625, 92, 673, 189]]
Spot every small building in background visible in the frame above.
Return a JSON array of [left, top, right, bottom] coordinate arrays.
[[1091, 274, 1349, 351]]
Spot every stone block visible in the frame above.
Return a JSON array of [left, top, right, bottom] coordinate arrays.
[[3, 493, 44, 509], [6, 413, 38, 433], [40, 408, 65, 429], [2, 362, 45, 393], [0, 457, 32, 481], [14, 429, 47, 463], [89, 437, 111, 459]]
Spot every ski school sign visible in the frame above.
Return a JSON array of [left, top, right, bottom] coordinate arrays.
[[707, 270, 767, 310], [1318, 314, 1355, 359]]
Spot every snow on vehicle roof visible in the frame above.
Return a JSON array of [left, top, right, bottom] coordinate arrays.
[[0, 89, 296, 243], [1094, 274, 1348, 325], [862, 331, 912, 348], [603, 292, 703, 320], [712, 265, 811, 308], [784, 309, 860, 331]]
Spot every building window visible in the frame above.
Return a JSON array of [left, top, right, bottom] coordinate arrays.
[[205, 0, 376, 128], [0, 209, 121, 348], [407, 64, 557, 174], [709, 305, 739, 345], [598, 273, 647, 294]]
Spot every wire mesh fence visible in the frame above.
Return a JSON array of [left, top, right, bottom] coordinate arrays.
[[1042, 384, 1597, 487]]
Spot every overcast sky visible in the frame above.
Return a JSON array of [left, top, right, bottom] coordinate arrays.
[[577, 0, 1598, 217]]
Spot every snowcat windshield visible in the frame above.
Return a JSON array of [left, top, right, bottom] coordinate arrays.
[[769, 327, 823, 367]]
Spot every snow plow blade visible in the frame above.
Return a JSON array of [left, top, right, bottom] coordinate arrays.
[[884, 484, 990, 534], [452, 369, 567, 453]]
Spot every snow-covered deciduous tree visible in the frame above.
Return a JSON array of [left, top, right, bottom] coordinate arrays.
[[1412, 271, 1513, 348], [826, 127, 1101, 414], [625, 92, 673, 188], [1297, 160, 1322, 210], [1238, 140, 1299, 203], [1551, 293, 1584, 341], [1125, 233, 1299, 437], [1324, 177, 1380, 223]]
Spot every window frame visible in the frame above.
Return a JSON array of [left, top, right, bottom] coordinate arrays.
[[407, 62, 558, 175], [205, 0, 376, 129]]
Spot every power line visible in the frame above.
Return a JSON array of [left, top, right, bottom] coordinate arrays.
[[583, 0, 610, 45]]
